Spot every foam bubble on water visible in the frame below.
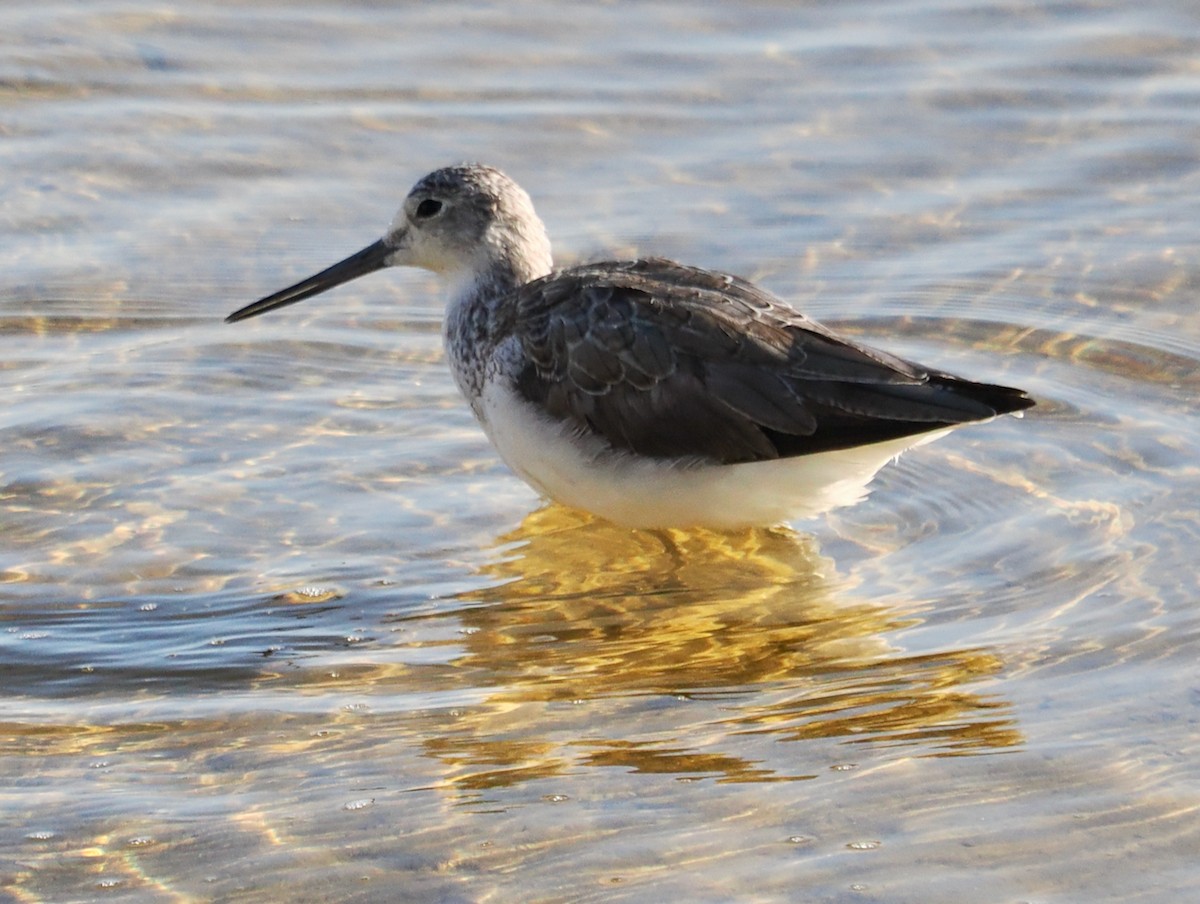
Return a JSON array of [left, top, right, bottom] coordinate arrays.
[[846, 840, 880, 851]]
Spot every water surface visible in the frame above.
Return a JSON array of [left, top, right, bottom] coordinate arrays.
[[3, 1, 1200, 901]]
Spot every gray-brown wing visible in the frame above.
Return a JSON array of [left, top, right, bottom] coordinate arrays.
[[513, 258, 1032, 464]]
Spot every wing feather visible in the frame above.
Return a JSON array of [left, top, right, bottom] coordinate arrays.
[[513, 258, 1032, 464]]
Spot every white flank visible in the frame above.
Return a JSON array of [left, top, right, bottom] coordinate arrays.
[[479, 378, 952, 529]]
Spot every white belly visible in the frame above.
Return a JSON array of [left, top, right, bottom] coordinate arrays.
[[475, 379, 950, 530]]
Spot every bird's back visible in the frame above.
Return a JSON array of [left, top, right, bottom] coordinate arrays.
[[508, 257, 1033, 466]]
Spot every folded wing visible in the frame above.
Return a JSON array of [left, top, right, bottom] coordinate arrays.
[[513, 258, 1033, 465]]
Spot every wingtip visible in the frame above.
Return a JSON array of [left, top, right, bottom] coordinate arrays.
[[994, 387, 1037, 417]]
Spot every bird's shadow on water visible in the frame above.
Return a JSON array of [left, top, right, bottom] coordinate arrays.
[[410, 505, 1022, 796]]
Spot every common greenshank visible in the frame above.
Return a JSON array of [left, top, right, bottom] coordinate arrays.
[[226, 164, 1033, 528]]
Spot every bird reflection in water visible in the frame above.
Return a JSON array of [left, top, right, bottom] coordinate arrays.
[[399, 507, 1022, 795]]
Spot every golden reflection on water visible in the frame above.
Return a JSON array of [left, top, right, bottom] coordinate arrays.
[[1, 403, 1031, 897], [413, 507, 1021, 793]]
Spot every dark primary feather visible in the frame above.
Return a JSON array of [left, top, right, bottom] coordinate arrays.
[[513, 258, 1034, 465]]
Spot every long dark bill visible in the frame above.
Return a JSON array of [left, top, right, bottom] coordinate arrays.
[[225, 238, 392, 323]]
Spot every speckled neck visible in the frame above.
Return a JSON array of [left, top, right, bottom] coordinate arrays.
[[442, 260, 536, 412]]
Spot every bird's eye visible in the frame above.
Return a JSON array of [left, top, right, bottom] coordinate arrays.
[[415, 198, 443, 219]]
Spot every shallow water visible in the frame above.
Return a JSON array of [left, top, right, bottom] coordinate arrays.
[[3, 1, 1200, 901]]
